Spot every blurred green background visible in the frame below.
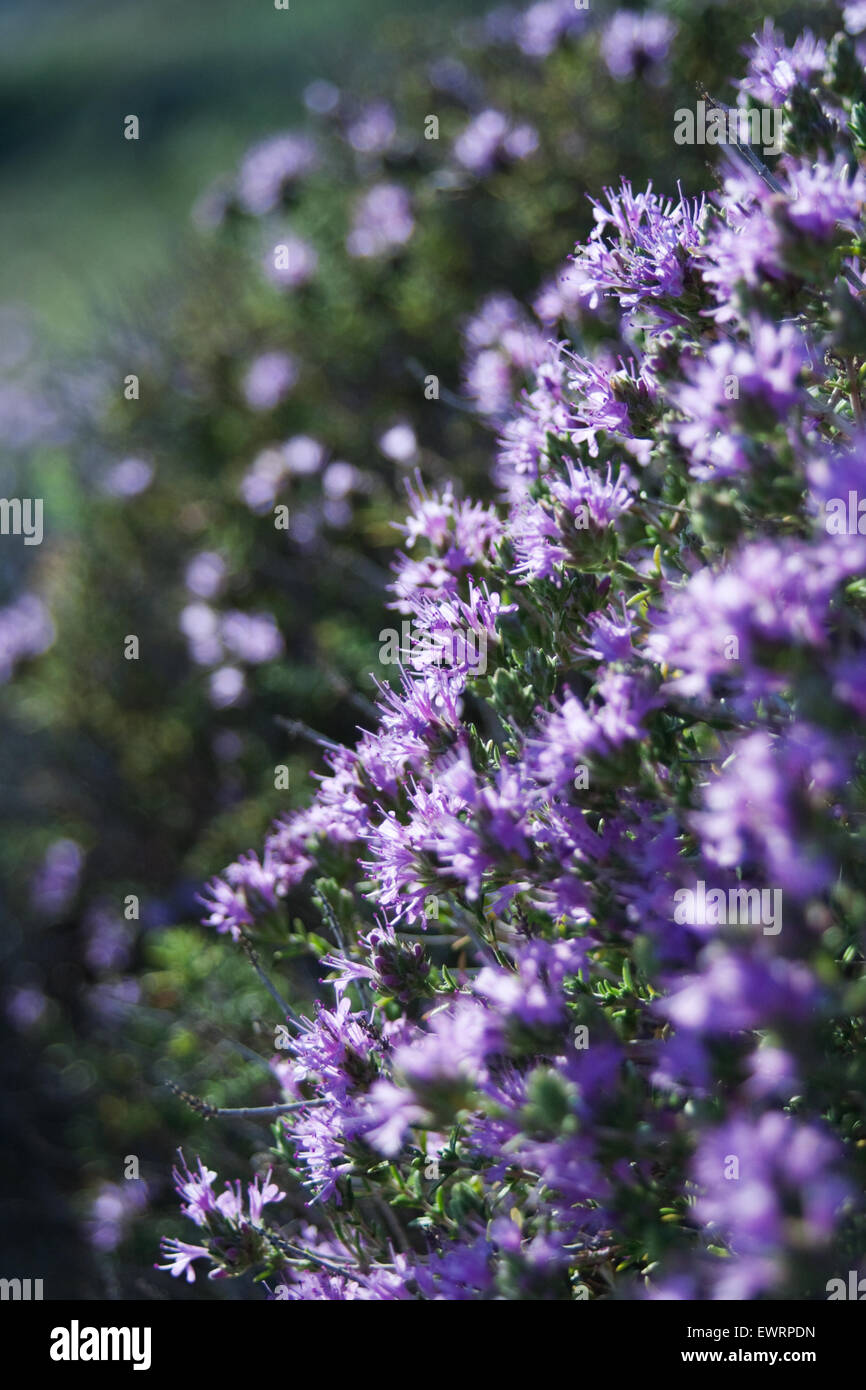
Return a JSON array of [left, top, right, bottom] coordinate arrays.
[[0, 0, 487, 344]]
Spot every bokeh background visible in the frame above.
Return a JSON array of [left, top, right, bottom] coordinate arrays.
[[0, 0, 824, 1299], [0, 0, 486, 341]]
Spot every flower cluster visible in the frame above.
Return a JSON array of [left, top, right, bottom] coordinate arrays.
[[157, 1155, 285, 1282], [160, 9, 866, 1299]]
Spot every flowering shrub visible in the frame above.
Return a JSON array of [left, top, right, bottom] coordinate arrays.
[[5, 0, 799, 1298], [160, 8, 866, 1300]]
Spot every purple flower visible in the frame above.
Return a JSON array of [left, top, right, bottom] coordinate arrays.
[[84, 905, 133, 973], [323, 461, 363, 500], [284, 434, 325, 476], [642, 1273, 700, 1300], [180, 601, 222, 666], [379, 422, 418, 464], [209, 665, 245, 708], [782, 156, 866, 239], [323, 921, 430, 1004], [738, 21, 826, 107], [365, 1000, 496, 1154], [464, 292, 526, 350], [701, 165, 786, 317], [237, 133, 319, 215], [844, 3, 866, 36], [101, 457, 154, 498], [534, 261, 589, 324], [572, 180, 706, 327], [290, 1105, 357, 1201], [346, 184, 414, 258], [475, 938, 585, 1032], [510, 459, 634, 583], [156, 1238, 213, 1284], [496, 354, 573, 493], [414, 1234, 496, 1299], [601, 11, 677, 83], [525, 691, 601, 791], [693, 1113, 850, 1258], [391, 476, 503, 590], [552, 457, 635, 527], [594, 668, 658, 745], [200, 870, 260, 940], [453, 110, 538, 176], [575, 599, 635, 663], [184, 551, 227, 602], [290, 997, 383, 1101], [172, 1154, 219, 1228], [216, 1171, 285, 1226], [515, 0, 588, 59], [265, 234, 318, 289], [220, 610, 283, 665], [565, 352, 655, 461], [660, 947, 817, 1034], [5, 986, 47, 1030], [86, 1180, 148, 1253], [647, 541, 838, 701], [504, 123, 540, 161], [242, 352, 299, 410], [363, 1082, 428, 1158], [347, 102, 396, 155], [304, 80, 340, 115], [240, 447, 289, 512], [693, 728, 842, 899], [30, 837, 83, 916], [674, 320, 807, 478], [462, 294, 549, 418], [744, 1045, 798, 1101]]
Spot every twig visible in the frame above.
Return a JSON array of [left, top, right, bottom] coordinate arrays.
[[847, 358, 864, 426], [239, 933, 302, 1026], [203, 1101, 329, 1119], [165, 1083, 327, 1121], [404, 356, 482, 416], [275, 716, 343, 752], [267, 1231, 359, 1276]]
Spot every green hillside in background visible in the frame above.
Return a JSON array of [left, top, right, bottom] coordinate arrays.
[[0, 0, 488, 343]]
